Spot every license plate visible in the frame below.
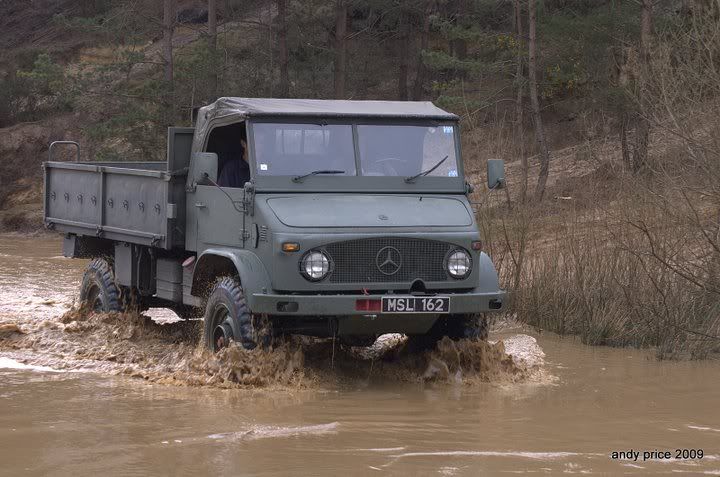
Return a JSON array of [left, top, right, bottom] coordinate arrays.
[[381, 296, 450, 313]]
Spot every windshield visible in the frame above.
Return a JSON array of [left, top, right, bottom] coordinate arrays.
[[251, 122, 460, 179], [357, 124, 459, 178], [252, 123, 356, 176]]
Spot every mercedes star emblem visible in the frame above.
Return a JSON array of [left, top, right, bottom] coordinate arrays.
[[376, 246, 402, 275]]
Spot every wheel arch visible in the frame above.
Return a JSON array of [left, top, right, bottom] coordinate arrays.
[[191, 248, 272, 310]]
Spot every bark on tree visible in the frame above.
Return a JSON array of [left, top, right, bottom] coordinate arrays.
[[515, 0, 528, 204], [411, 2, 432, 101], [620, 111, 632, 169], [397, 9, 410, 100], [528, 0, 551, 202], [277, 0, 290, 97], [333, 0, 348, 99], [450, 0, 468, 78], [208, 0, 218, 98], [163, 0, 174, 89], [633, 0, 653, 173]]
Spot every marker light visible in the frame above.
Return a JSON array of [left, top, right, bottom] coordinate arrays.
[[282, 242, 300, 252]]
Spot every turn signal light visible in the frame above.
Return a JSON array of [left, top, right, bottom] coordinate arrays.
[[356, 299, 381, 312], [282, 242, 300, 252], [471, 241, 483, 251]]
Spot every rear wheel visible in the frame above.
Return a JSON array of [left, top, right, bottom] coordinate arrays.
[[203, 276, 271, 352], [79, 258, 123, 312]]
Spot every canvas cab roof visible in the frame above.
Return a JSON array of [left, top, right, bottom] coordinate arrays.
[[193, 98, 458, 151]]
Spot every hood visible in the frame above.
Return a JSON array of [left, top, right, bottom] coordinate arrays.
[[266, 195, 473, 228]]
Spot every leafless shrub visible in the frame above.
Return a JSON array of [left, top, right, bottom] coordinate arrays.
[[480, 12, 720, 360]]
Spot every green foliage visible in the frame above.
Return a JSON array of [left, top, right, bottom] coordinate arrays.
[[541, 60, 585, 99], [0, 0, 694, 163], [537, 4, 639, 101], [52, 1, 157, 45], [17, 54, 66, 97], [0, 53, 73, 125]]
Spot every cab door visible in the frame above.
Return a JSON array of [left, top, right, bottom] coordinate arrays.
[[193, 185, 247, 251]]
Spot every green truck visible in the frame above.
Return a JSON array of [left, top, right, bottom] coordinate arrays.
[[43, 98, 506, 351]]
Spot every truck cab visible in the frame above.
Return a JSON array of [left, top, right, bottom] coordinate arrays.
[[44, 98, 506, 351]]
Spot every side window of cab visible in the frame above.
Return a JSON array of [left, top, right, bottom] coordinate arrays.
[[205, 122, 249, 188]]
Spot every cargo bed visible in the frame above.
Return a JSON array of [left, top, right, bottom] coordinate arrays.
[[42, 128, 194, 250]]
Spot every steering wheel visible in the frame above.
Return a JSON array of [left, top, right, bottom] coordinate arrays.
[[366, 157, 407, 176]]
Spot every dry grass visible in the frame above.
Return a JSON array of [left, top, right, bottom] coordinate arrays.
[[479, 124, 720, 359]]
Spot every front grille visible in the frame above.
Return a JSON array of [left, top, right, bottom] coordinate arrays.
[[323, 237, 458, 283]]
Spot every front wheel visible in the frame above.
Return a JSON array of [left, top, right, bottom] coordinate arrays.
[[407, 314, 488, 351], [203, 276, 271, 352], [445, 314, 489, 341]]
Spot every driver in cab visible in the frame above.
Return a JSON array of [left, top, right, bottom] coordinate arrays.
[[218, 138, 249, 188]]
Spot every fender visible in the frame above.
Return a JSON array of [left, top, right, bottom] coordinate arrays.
[[476, 252, 503, 295], [192, 248, 272, 311]]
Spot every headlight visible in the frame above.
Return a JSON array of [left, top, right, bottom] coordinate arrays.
[[446, 249, 471, 278], [300, 250, 331, 281]]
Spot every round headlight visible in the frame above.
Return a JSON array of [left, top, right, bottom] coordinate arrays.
[[300, 251, 331, 281], [447, 249, 471, 278]]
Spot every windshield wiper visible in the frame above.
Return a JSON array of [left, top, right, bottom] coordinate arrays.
[[292, 170, 345, 183], [404, 156, 449, 183]]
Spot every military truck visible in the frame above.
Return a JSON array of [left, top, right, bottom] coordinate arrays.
[[43, 98, 506, 351]]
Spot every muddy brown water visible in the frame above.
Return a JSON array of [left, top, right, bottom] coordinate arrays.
[[1, 234, 720, 476]]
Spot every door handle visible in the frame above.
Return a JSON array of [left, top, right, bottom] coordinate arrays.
[[195, 202, 206, 208]]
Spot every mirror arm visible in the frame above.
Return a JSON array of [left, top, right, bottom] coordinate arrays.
[[489, 178, 506, 190]]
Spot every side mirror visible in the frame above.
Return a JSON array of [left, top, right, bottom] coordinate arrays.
[[487, 159, 505, 190], [189, 152, 218, 185]]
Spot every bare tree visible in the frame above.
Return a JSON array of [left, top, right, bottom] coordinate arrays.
[[528, 0, 551, 201], [397, 8, 410, 100], [632, 0, 654, 172], [620, 110, 632, 169], [333, 0, 348, 99], [412, 1, 433, 101], [162, 0, 174, 89], [277, 0, 290, 97], [514, 0, 528, 204], [208, 0, 218, 99]]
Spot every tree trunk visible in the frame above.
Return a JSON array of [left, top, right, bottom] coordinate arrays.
[[411, 2, 432, 101], [277, 0, 289, 97], [208, 0, 218, 99], [397, 9, 409, 100], [163, 0, 174, 89], [620, 111, 632, 170], [633, 0, 653, 173], [515, 0, 528, 204], [333, 0, 348, 99], [529, 0, 551, 202], [450, 0, 468, 78]]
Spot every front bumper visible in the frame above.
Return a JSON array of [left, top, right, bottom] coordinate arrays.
[[250, 290, 506, 316]]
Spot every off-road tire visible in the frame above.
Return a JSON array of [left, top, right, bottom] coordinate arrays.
[[79, 258, 123, 312], [204, 276, 271, 351], [340, 335, 377, 347], [407, 314, 488, 352], [120, 286, 149, 313], [445, 314, 489, 341]]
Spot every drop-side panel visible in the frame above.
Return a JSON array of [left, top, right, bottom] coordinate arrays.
[[46, 168, 101, 225], [104, 174, 168, 238], [44, 162, 176, 249]]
